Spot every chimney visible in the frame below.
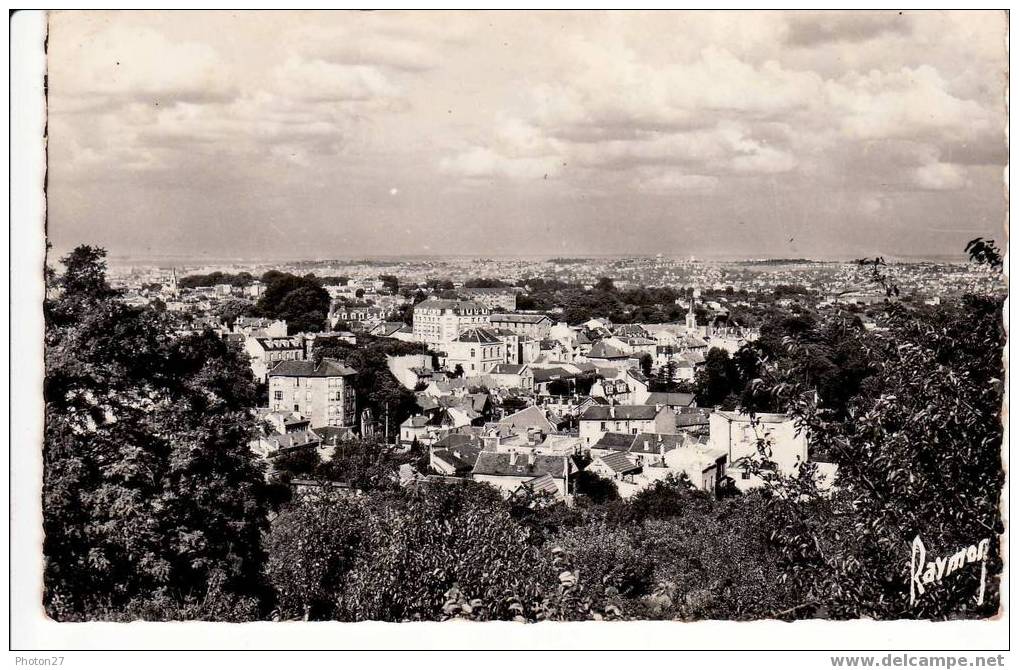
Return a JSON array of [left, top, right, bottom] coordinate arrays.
[[509, 451, 518, 466], [609, 406, 615, 419], [527, 451, 536, 466]]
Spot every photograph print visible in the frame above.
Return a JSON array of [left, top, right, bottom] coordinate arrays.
[[33, 9, 1008, 629]]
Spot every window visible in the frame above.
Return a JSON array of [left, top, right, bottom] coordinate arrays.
[[273, 390, 283, 401], [600, 422, 606, 430], [294, 404, 299, 411], [741, 472, 751, 480]]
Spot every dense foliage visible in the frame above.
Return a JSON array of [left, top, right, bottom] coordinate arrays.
[[44, 247, 271, 621], [255, 271, 331, 334]]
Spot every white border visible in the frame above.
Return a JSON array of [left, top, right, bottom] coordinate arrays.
[[7, 6, 1011, 655]]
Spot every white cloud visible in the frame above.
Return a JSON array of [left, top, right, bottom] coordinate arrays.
[[634, 170, 720, 193], [912, 162, 969, 190]]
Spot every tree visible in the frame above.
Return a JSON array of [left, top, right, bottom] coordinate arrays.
[[215, 298, 257, 329], [638, 353, 653, 378], [594, 277, 615, 292], [335, 483, 559, 622], [265, 495, 367, 620], [272, 448, 321, 478], [742, 247, 1005, 620], [315, 438, 411, 491], [44, 246, 271, 621], [255, 273, 330, 335], [572, 470, 621, 504], [694, 347, 740, 409]]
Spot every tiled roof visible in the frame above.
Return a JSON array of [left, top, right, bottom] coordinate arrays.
[[455, 327, 502, 344], [596, 451, 640, 474], [266, 429, 320, 452], [645, 391, 696, 407], [491, 363, 528, 375], [532, 367, 573, 383], [580, 405, 663, 421], [269, 358, 357, 377], [521, 473, 559, 495], [254, 336, 303, 350], [498, 405, 556, 432], [472, 452, 571, 478], [592, 432, 637, 451], [490, 313, 552, 324], [629, 432, 684, 454], [415, 298, 488, 312], [587, 341, 629, 359]]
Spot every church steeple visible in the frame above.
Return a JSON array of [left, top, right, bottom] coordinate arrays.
[[685, 296, 697, 331]]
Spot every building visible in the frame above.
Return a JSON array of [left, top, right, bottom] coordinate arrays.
[[487, 363, 534, 391], [268, 358, 358, 428], [471, 451, 576, 499], [412, 298, 491, 346], [708, 411, 808, 475], [488, 313, 553, 339], [443, 327, 506, 375], [244, 336, 305, 382], [578, 404, 675, 447], [233, 316, 288, 338]]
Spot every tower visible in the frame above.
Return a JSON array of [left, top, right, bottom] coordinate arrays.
[[168, 267, 179, 296], [685, 298, 697, 331]]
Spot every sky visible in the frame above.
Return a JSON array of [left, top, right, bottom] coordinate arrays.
[[46, 10, 1008, 261]]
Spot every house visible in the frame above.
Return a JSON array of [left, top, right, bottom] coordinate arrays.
[[268, 358, 358, 429], [471, 451, 576, 499], [498, 405, 557, 435], [400, 414, 435, 446], [531, 366, 583, 395], [588, 431, 726, 494], [709, 411, 808, 476], [249, 413, 323, 460], [578, 404, 675, 447], [412, 298, 490, 346], [643, 391, 697, 411], [244, 336, 305, 382], [370, 321, 411, 338], [583, 340, 637, 372], [488, 328, 539, 365], [429, 437, 484, 475], [487, 363, 535, 391], [588, 451, 641, 482], [590, 376, 633, 405], [233, 316, 288, 338], [443, 327, 506, 376], [488, 313, 554, 339]]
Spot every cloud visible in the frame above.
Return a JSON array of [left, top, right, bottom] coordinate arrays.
[[633, 170, 719, 193], [912, 162, 969, 190], [271, 58, 402, 104], [439, 146, 563, 180], [47, 22, 237, 109], [786, 11, 911, 47]]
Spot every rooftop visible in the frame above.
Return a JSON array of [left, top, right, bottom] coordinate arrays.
[[269, 358, 357, 377]]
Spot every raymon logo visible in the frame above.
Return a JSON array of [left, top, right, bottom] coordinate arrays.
[[909, 535, 990, 607]]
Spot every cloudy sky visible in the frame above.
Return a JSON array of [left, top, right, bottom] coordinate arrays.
[[46, 10, 1007, 260]]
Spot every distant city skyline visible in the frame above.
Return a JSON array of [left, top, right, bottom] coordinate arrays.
[[47, 11, 1008, 260]]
